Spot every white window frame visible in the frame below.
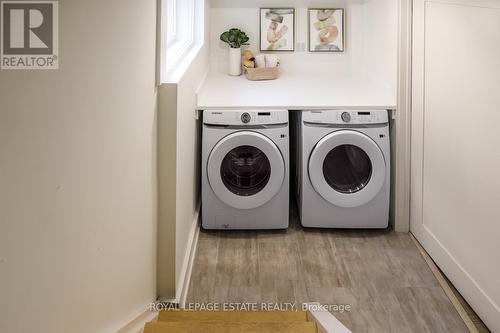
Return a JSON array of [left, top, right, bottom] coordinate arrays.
[[161, 0, 204, 83]]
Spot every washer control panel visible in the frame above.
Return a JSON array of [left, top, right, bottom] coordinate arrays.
[[303, 110, 389, 125], [204, 110, 288, 126]]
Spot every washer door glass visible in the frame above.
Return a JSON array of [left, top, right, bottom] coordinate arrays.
[[323, 145, 372, 194], [221, 145, 271, 196], [207, 131, 285, 210]]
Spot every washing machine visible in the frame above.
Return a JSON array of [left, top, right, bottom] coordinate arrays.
[[202, 110, 289, 230], [294, 110, 390, 228]]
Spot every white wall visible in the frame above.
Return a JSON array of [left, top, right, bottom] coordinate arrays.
[[210, 0, 397, 90], [157, 0, 210, 301], [174, 44, 207, 300], [0, 0, 158, 332], [411, 0, 500, 331], [363, 0, 398, 91]]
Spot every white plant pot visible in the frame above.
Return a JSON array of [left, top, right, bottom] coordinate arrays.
[[228, 47, 242, 76]]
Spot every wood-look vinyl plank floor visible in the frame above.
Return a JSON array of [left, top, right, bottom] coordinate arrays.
[[187, 205, 470, 333]]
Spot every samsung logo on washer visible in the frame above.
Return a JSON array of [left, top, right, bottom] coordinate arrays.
[[1, 0, 58, 70]]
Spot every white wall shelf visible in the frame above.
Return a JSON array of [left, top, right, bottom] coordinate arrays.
[[196, 71, 397, 110]]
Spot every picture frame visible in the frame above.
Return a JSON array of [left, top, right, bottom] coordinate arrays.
[[308, 8, 345, 52], [260, 8, 295, 52]]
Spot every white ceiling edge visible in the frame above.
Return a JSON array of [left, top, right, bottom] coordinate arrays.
[[211, 0, 369, 9]]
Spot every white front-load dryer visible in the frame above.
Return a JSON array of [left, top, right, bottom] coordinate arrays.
[[294, 110, 390, 228], [202, 110, 289, 230]]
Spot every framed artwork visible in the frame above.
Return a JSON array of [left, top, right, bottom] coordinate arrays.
[[260, 8, 295, 52], [308, 8, 344, 52]]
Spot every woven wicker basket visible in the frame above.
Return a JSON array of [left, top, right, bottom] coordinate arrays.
[[243, 64, 280, 81]]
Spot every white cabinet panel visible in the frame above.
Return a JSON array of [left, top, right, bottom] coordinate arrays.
[[411, 0, 500, 331]]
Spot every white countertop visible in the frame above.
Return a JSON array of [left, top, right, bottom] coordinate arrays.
[[196, 71, 397, 111]]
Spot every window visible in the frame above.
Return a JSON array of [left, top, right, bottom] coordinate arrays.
[[161, 0, 204, 83], [165, 0, 194, 65]]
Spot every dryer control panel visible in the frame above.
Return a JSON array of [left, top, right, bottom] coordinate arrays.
[[302, 110, 389, 125], [204, 110, 288, 126]]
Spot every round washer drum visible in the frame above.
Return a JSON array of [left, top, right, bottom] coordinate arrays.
[[308, 130, 386, 208], [207, 131, 285, 210]]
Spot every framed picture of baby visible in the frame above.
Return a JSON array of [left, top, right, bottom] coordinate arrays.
[[308, 8, 345, 52], [260, 8, 295, 52]]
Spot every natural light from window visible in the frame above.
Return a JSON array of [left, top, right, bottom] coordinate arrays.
[[162, 0, 204, 83]]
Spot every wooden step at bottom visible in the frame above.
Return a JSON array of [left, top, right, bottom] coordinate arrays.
[[158, 310, 309, 323], [144, 321, 317, 333]]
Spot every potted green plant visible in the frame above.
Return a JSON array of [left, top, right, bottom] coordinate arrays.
[[220, 28, 250, 76]]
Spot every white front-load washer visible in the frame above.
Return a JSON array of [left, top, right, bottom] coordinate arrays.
[[294, 110, 390, 228], [202, 110, 289, 230]]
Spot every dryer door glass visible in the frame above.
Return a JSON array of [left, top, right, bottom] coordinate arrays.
[[323, 144, 372, 193], [308, 130, 386, 208], [220, 145, 271, 196]]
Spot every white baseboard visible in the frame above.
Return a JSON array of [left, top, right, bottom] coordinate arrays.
[[176, 204, 201, 308], [115, 306, 158, 333]]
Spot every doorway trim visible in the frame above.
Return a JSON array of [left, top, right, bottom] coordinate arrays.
[[392, 0, 412, 232]]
